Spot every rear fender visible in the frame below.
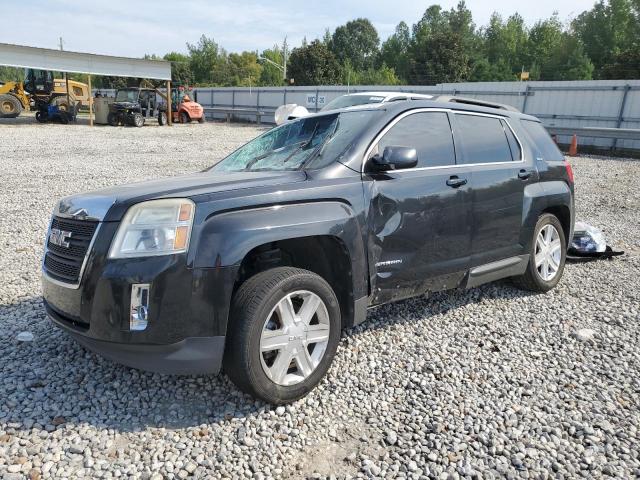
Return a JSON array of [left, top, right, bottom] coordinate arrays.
[[522, 180, 573, 248]]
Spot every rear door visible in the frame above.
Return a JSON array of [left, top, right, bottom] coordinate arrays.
[[364, 109, 474, 304], [451, 112, 535, 267]]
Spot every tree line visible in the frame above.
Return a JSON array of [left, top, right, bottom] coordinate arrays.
[[1, 0, 638, 88]]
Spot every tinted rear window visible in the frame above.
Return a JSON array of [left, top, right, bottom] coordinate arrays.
[[502, 119, 522, 160], [455, 114, 513, 164], [521, 119, 564, 161]]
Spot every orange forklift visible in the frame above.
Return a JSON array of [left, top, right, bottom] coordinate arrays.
[[158, 85, 205, 125]]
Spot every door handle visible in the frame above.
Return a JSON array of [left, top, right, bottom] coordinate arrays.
[[518, 169, 533, 180], [446, 176, 467, 188]]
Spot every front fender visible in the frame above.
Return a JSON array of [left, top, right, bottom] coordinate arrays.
[[192, 201, 367, 295]]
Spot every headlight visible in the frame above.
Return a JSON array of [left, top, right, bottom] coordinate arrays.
[[108, 199, 195, 259]]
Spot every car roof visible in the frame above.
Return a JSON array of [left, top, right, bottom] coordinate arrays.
[[341, 91, 433, 100], [304, 97, 537, 122]]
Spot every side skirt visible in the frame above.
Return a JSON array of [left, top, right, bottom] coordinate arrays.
[[464, 255, 530, 289]]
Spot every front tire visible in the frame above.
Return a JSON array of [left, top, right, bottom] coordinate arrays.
[[0, 94, 22, 118], [224, 267, 341, 404], [513, 213, 566, 292], [180, 111, 190, 123], [132, 113, 144, 127]]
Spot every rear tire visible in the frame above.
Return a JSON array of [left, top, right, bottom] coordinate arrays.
[[50, 96, 69, 112], [223, 267, 341, 404], [513, 213, 566, 292], [107, 112, 119, 126], [0, 94, 22, 118]]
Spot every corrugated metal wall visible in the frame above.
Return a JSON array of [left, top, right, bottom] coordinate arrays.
[[194, 80, 640, 150]]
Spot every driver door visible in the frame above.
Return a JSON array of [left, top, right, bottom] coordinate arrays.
[[364, 110, 474, 305]]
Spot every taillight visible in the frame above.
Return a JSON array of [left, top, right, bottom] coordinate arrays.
[[564, 159, 574, 184]]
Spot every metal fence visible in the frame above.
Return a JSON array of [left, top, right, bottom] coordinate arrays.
[[193, 80, 640, 151]]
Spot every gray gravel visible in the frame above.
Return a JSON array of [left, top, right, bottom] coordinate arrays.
[[1, 121, 639, 479]]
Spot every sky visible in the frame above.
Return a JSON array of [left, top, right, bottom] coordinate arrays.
[[1, 0, 594, 58]]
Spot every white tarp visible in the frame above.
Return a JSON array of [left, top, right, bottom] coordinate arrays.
[[0, 43, 171, 80]]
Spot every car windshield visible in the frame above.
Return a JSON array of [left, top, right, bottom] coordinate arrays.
[[212, 110, 381, 172], [115, 90, 139, 102], [321, 94, 386, 112]]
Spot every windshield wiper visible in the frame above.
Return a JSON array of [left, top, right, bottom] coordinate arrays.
[[281, 123, 321, 165], [243, 149, 279, 170], [298, 118, 340, 170]]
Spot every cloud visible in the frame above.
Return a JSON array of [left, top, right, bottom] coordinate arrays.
[[0, 0, 588, 57]]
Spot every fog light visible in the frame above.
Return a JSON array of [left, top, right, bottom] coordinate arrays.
[[130, 284, 150, 331]]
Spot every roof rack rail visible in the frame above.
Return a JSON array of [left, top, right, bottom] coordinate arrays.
[[435, 95, 520, 113]]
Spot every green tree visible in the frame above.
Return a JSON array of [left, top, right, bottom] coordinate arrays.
[[187, 35, 221, 85], [287, 40, 341, 86], [600, 47, 640, 78], [472, 13, 527, 80], [163, 52, 193, 85], [0, 67, 24, 83], [573, 0, 638, 76], [330, 18, 380, 71], [408, 3, 475, 84], [259, 45, 285, 86], [544, 33, 595, 80], [379, 22, 412, 82], [226, 52, 263, 87]]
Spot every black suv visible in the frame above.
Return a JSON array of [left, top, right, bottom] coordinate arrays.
[[43, 98, 574, 404]]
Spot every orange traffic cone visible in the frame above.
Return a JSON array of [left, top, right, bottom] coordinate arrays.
[[568, 134, 578, 157]]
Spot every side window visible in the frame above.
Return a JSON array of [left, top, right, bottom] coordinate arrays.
[[455, 114, 513, 164], [501, 119, 522, 161], [521, 119, 565, 161], [377, 111, 455, 168]]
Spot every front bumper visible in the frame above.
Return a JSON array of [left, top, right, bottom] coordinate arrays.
[[48, 303, 225, 374], [42, 238, 239, 374]]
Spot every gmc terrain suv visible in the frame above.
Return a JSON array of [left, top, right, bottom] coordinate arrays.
[[43, 97, 574, 404]]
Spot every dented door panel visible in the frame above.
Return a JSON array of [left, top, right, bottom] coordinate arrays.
[[364, 169, 473, 305]]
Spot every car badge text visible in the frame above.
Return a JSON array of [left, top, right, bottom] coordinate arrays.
[[50, 228, 72, 248]]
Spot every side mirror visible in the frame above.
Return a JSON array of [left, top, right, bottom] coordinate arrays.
[[369, 146, 418, 172]]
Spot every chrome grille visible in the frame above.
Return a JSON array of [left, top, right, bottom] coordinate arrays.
[[44, 217, 98, 285]]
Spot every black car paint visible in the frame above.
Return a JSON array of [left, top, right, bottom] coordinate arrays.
[[43, 100, 574, 374]]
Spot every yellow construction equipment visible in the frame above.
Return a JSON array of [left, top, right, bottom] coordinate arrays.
[[0, 69, 90, 119]]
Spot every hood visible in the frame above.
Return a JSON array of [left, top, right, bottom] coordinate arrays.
[[55, 170, 306, 222], [112, 101, 138, 109]]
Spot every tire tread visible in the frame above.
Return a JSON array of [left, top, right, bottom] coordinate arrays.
[[224, 267, 336, 403]]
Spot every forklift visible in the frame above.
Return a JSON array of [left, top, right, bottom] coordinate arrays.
[[158, 85, 205, 125]]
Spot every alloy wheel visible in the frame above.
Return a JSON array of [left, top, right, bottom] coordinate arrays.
[[535, 224, 562, 281], [259, 290, 331, 386]]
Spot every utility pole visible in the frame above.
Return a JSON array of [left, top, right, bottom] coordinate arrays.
[[282, 36, 288, 82], [59, 37, 72, 118]]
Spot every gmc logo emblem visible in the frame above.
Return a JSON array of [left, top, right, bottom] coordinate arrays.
[[50, 228, 72, 248]]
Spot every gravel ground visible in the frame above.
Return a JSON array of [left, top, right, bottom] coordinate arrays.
[[0, 120, 639, 479]]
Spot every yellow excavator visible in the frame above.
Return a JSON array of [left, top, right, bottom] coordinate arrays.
[[0, 69, 90, 119]]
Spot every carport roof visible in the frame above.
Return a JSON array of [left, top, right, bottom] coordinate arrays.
[[0, 42, 171, 80]]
